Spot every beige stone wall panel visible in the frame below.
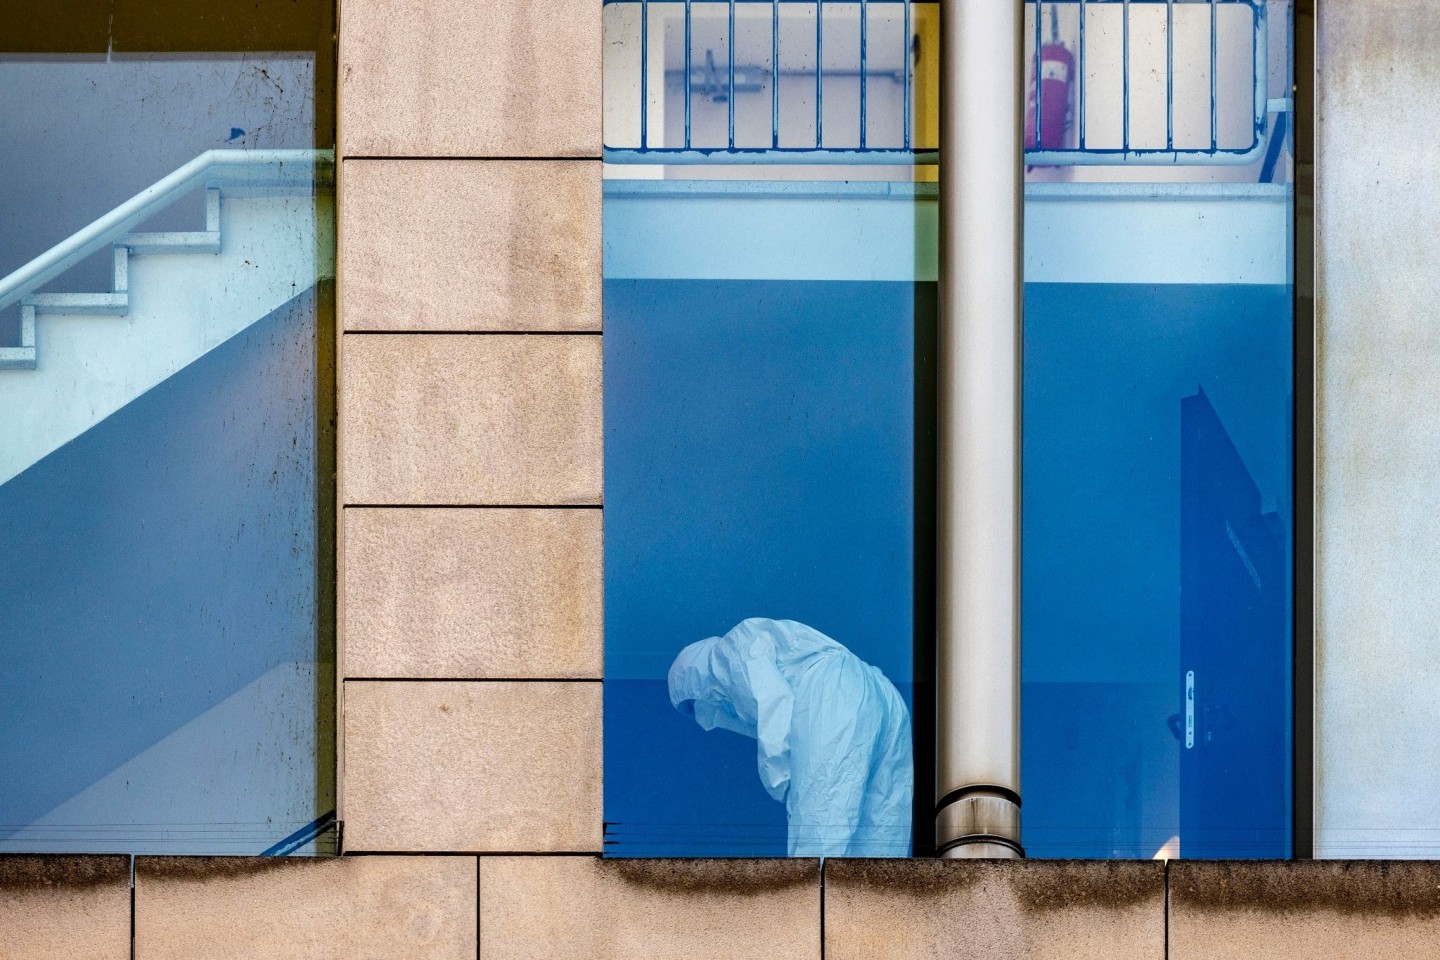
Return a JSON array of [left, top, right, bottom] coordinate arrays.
[[339, 0, 601, 157], [0, 857, 129, 960], [344, 507, 603, 679], [1170, 861, 1440, 960], [824, 859, 1164, 960], [343, 680, 602, 852], [479, 857, 821, 960], [340, 160, 601, 333], [340, 334, 602, 506], [134, 855, 475, 960]]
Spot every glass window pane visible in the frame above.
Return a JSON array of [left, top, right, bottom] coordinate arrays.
[[602, 0, 937, 858], [1021, 0, 1294, 859], [603, 0, 1295, 861], [0, 2, 335, 855], [603, 204, 932, 856]]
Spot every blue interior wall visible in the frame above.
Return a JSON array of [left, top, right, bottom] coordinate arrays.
[[603, 278, 919, 857]]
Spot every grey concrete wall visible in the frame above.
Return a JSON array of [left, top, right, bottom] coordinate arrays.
[[1314, 0, 1440, 858]]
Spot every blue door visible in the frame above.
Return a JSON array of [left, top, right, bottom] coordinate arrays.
[[1179, 390, 1290, 857]]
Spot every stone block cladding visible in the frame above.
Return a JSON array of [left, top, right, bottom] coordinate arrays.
[[6, 1, 1439, 958]]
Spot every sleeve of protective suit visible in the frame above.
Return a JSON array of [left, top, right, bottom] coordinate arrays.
[[729, 621, 796, 803]]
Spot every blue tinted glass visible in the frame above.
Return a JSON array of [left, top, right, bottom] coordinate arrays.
[[602, 0, 936, 858], [603, 181, 931, 857], [1019, 0, 1295, 858], [603, 0, 1294, 860], [0, 9, 335, 855], [1021, 281, 1292, 858]]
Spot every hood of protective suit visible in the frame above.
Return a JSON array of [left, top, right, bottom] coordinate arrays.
[[668, 623, 796, 801]]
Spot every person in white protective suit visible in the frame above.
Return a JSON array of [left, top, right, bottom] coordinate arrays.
[[667, 617, 913, 857]]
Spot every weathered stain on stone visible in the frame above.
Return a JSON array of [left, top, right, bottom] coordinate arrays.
[[137, 856, 307, 881], [1010, 861, 1162, 912], [607, 857, 818, 895], [823, 858, 982, 897], [1321, 0, 1440, 91], [826, 858, 1159, 910], [1172, 861, 1440, 916], [0, 855, 128, 890]]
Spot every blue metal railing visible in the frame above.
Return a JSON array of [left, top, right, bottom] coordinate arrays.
[[601, 0, 1283, 166], [1030, 0, 1272, 165], [606, 0, 930, 164]]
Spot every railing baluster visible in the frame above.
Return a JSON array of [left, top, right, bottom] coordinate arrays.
[[1121, 0, 1130, 153], [1166, 0, 1174, 150], [816, 0, 824, 148], [902, 0, 911, 150], [860, 0, 868, 148], [772, 0, 780, 148], [1210, 0, 1218, 151], [728, 0, 737, 149], [1034, 0, 1043, 146], [640, 0, 649, 149], [1078, 0, 1086, 150], [684, 0, 693, 148]]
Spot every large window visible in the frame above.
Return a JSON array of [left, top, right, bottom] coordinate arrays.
[[602, 0, 1301, 860], [602, 0, 939, 857], [1019, 0, 1296, 858], [0, 0, 336, 855]]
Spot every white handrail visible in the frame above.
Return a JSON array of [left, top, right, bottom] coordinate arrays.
[[0, 148, 334, 312]]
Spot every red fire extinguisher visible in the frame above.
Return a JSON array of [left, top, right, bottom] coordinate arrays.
[[1026, 8, 1074, 152]]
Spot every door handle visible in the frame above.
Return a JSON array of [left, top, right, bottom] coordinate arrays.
[[1185, 670, 1195, 749]]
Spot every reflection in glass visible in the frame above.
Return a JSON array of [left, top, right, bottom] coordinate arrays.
[[0, 6, 335, 855], [1022, 282, 1292, 858], [1020, 0, 1295, 862], [603, 0, 1296, 859]]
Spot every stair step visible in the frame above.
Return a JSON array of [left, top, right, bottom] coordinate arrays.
[[22, 292, 128, 315], [120, 187, 221, 255], [120, 231, 221, 255], [0, 347, 37, 370]]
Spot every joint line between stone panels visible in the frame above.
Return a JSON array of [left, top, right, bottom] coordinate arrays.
[[344, 850, 604, 857], [343, 677, 603, 683], [476, 855, 481, 960], [340, 155, 605, 162], [346, 332, 605, 337], [341, 504, 604, 510], [819, 858, 826, 960]]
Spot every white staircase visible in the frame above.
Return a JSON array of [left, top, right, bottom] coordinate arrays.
[[0, 150, 334, 485]]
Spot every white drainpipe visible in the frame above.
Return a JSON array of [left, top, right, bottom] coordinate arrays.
[[934, 0, 1025, 858]]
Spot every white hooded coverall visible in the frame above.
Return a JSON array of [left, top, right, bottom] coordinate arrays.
[[667, 617, 913, 857]]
